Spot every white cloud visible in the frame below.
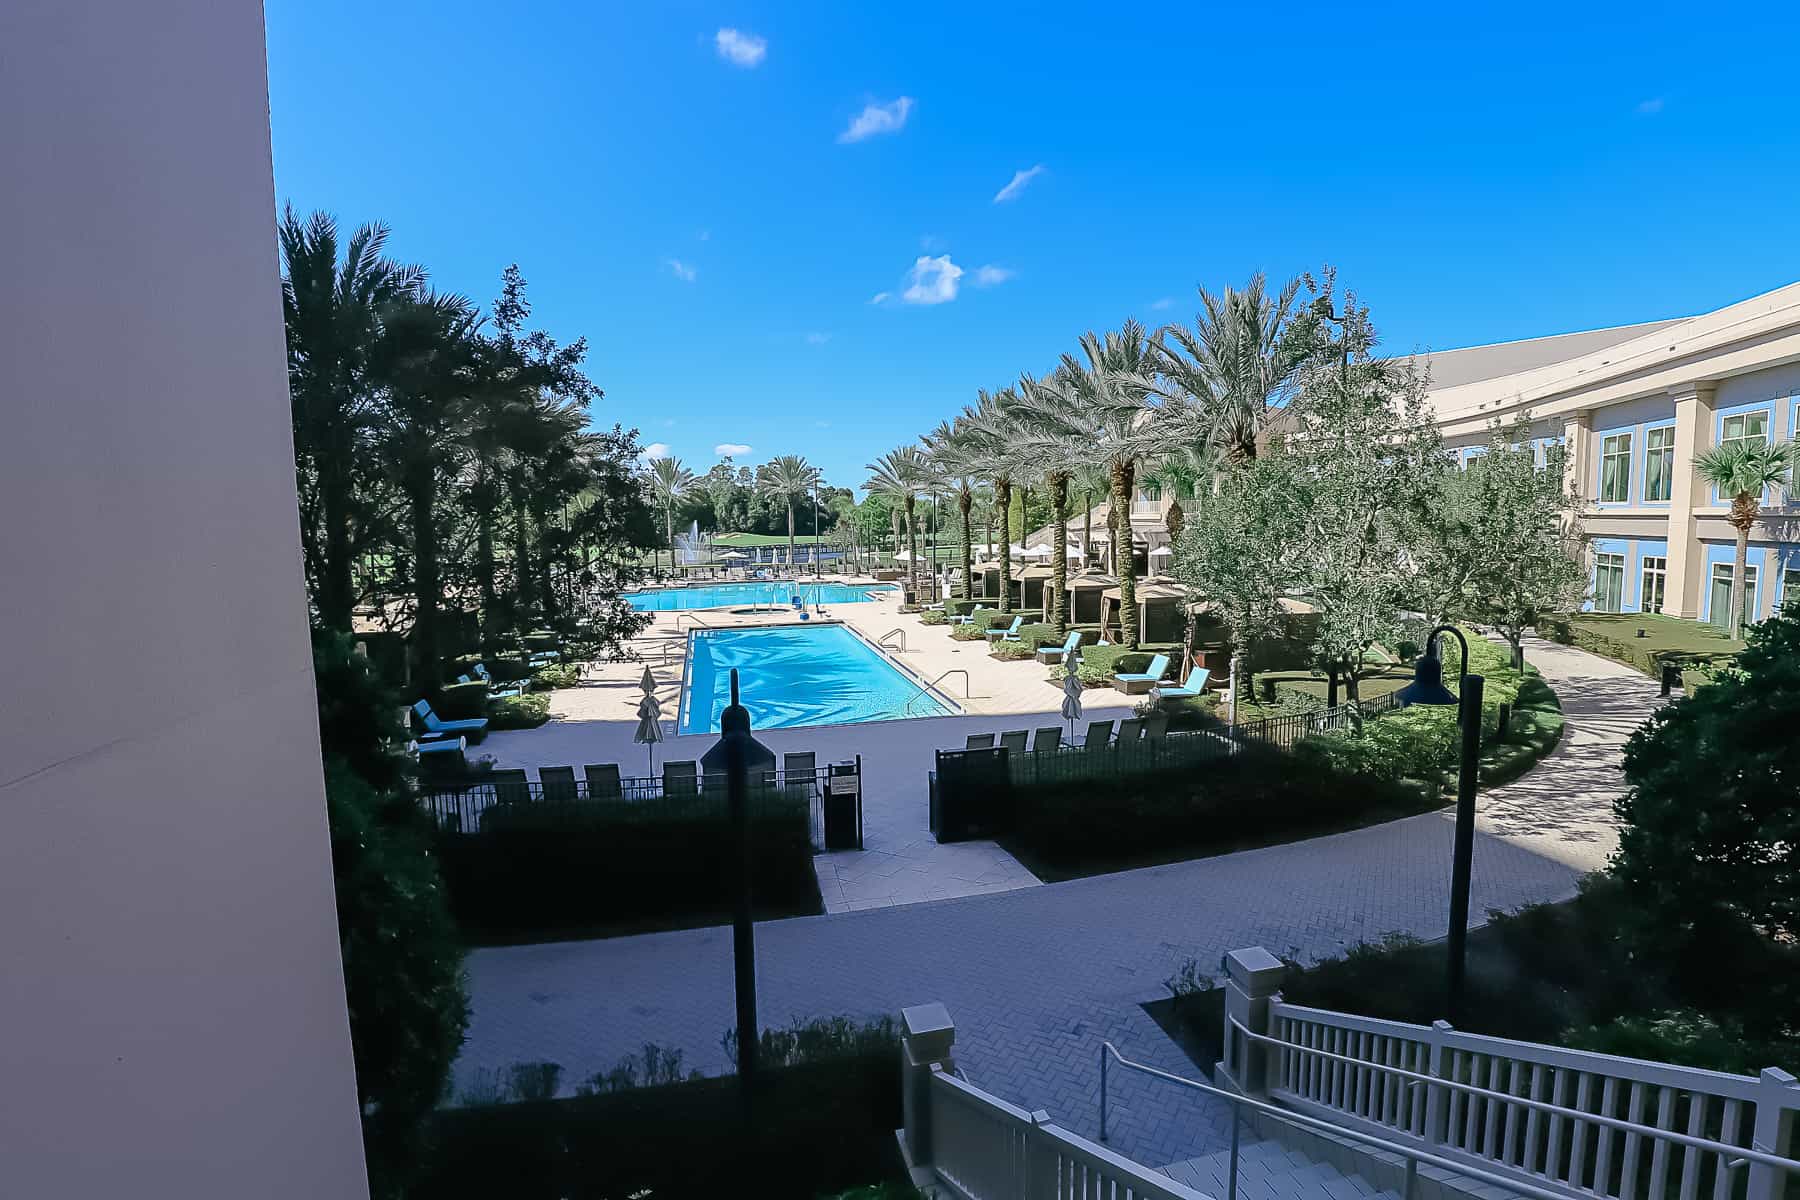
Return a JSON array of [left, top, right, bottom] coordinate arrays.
[[919, 233, 947, 251], [900, 255, 963, 305], [642, 442, 672, 461], [838, 96, 914, 143], [665, 258, 697, 282], [805, 331, 832, 345], [715, 442, 752, 456], [1150, 296, 1176, 311], [993, 164, 1046, 203], [869, 291, 891, 305], [973, 264, 1014, 288], [715, 28, 767, 67], [1635, 97, 1664, 115]]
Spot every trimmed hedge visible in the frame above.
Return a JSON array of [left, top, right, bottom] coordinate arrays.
[[919, 608, 949, 626], [420, 1050, 902, 1199], [1540, 615, 1734, 690], [436, 789, 820, 942], [487, 693, 551, 730], [990, 622, 1060, 659], [433, 680, 491, 721], [1052, 644, 1177, 687], [999, 741, 1428, 880], [531, 663, 581, 690]]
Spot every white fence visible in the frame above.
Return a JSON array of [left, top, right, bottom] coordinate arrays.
[[1211, 946, 1800, 1200]]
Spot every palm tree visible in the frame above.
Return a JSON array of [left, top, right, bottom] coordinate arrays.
[[1142, 446, 1214, 557], [922, 420, 982, 601], [1154, 272, 1314, 468], [1069, 462, 1109, 574], [959, 388, 1027, 615], [370, 287, 478, 688], [280, 206, 426, 630], [864, 446, 927, 597], [1042, 321, 1162, 648], [1695, 441, 1795, 638], [1007, 373, 1093, 635], [755, 455, 820, 572], [645, 456, 696, 575]]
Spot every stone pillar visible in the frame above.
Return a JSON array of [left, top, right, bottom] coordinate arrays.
[[900, 1002, 957, 1169], [1562, 410, 1593, 504], [1664, 383, 1717, 619], [1216, 946, 1285, 1098]]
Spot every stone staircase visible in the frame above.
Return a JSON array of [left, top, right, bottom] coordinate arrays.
[[1160, 1136, 1401, 1200]]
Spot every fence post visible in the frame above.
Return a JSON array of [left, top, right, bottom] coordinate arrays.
[[1424, 1019, 1454, 1148], [900, 1002, 957, 1172], [1746, 1067, 1799, 1200], [1026, 1109, 1059, 1197], [1216, 946, 1285, 1099]]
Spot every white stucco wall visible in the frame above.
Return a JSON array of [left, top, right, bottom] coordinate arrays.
[[0, 3, 369, 1196]]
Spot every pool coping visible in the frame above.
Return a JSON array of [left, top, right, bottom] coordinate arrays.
[[674, 618, 963, 737], [624, 579, 898, 614]]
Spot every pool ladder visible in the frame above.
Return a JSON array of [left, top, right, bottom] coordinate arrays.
[[877, 628, 907, 652], [904, 668, 970, 713]]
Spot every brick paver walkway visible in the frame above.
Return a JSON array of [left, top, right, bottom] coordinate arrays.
[[453, 638, 1659, 1167]]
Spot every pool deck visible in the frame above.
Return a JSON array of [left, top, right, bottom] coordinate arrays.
[[476, 576, 1137, 911]]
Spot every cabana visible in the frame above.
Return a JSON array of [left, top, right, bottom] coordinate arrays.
[[1016, 563, 1054, 615], [1064, 571, 1116, 626], [1100, 576, 1187, 645]]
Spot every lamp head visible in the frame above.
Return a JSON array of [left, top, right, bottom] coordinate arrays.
[[1396, 635, 1459, 708]]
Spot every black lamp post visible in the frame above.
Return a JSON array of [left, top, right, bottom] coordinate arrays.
[[1395, 626, 1484, 1024], [699, 668, 777, 1088]]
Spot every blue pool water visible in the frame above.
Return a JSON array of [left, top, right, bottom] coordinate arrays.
[[678, 623, 955, 734], [625, 580, 896, 613]]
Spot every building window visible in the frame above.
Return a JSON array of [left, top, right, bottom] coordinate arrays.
[[1594, 553, 1626, 613], [1709, 562, 1759, 629], [1598, 433, 1632, 503], [1720, 410, 1769, 452], [1643, 426, 1675, 502], [1785, 567, 1800, 616], [1141, 484, 1160, 502], [1640, 556, 1667, 614]]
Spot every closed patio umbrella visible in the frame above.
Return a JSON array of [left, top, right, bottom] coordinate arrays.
[[1061, 654, 1084, 741], [634, 665, 665, 775]]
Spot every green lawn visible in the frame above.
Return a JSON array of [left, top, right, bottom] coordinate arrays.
[[1545, 612, 1742, 688]]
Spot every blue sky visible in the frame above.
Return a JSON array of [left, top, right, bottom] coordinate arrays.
[[266, 1, 1800, 487]]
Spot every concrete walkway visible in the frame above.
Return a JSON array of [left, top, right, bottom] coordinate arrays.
[[453, 637, 1660, 1167]]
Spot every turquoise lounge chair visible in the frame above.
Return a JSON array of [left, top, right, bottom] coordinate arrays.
[[985, 615, 1025, 643], [472, 663, 525, 698], [1035, 630, 1082, 664], [1155, 667, 1210, 701], [1111, 654, 1171, 695], [412, 699, 488, 741]]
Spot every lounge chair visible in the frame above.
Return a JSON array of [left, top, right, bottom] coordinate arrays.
[[998, 729, 1028, 754], [539, 766, 578, 804], [1035, 630, 1083, 664], [472, 663, 525, 698], [1116, 718, 1145, 743], [412, 699, 488, 742], [1155, 667, 1211, 702], [985, 616, 1025, 643], [416, 736, 466, 774], [1111, 654, 1171, 695], [782, 751, 817, 796], [663, 760, 699, 797], [1031, 727, 1062, 752], [1083, 720, 1114, 749], [952, 605, 988, 626], [583, 763, 622, 800], [489, 768, 530, 806], [965, 732, 995, 750]]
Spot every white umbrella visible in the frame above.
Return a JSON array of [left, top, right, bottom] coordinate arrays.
[[633, 665, 665, 774], [1016, 543, 1052, 560], [1150, 545, 1172, 560], [719, 550, 749, 561], [1061, 653, 1085, 741]]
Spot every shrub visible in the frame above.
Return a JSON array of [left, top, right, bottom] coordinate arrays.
[[434, 787, 821, 940], [487, 693, 551, 730], [1563, 1011, 1764, 1075], [1052, 643, 1171, 686], [990, 623, 1058, 659], [531, 663, 581, 690], [919, 608, 949, 626], [951, 609, 1014, 640], [1615, 607, 1800, 947], [420, 1044, 902, 1199], [433, 680, 491, 721]]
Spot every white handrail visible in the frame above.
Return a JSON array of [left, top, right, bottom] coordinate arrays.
[[1233, 1018, 1800, 1175], [904, 667, 970, 712], [1101, 1042, 1613, 1200], [878, 627, 907, 652]]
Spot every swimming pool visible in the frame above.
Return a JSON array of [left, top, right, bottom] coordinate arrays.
[[678, 623, 956, 734], [625, 580, 896, 613]]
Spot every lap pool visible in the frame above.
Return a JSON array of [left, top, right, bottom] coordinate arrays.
[[678, 623, 956, 734], [625, 580, 896, 613]]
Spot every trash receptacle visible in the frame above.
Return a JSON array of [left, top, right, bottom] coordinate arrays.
[[824, 761, 861, 849]]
